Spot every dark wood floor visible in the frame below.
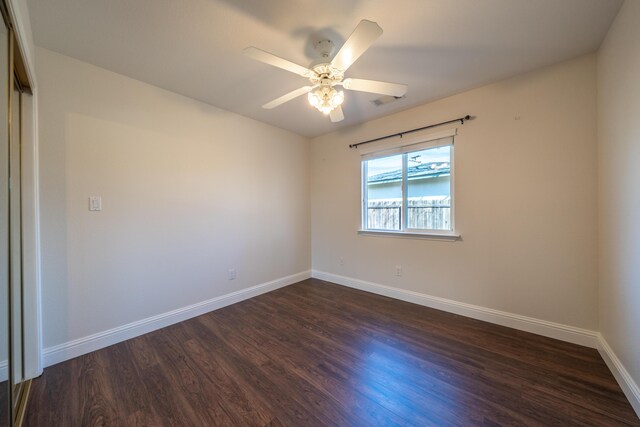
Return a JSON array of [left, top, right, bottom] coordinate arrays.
[[0, 381, 7, 427], [25, 279, 639, 426]]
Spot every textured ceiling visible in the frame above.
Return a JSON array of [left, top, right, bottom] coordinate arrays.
[[27, 0, 622, 137]]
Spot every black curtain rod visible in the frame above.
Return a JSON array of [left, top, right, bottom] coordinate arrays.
[[349, 115, 472, 149]]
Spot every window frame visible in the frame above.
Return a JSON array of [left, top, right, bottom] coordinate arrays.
[[359, 133, 459, 240]]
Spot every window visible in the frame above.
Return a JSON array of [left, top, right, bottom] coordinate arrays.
[[361, 135, 455, 236]]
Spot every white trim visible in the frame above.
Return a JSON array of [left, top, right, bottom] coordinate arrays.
[[19, 92, 42, 379], [311, 270, 599, 348], [7, 0, 38, 89], [361, 142, 456, 235], [359, 128, 457, 157], [0, 360, 6, 382], [7, 0, 43, 378], [597, 334, 640, 417], [42, 270, 311, 368], [400, 128, 457, 146], [361, 135, 454, 160], [357, 229, 460, 241], [449, 141, 456, 233]]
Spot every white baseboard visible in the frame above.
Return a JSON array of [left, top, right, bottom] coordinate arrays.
[[597, 334, 640, 417], [43, 270, 311, 368], [312, 270, 600, 348]]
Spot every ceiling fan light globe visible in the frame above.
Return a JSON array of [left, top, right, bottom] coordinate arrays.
[[308, 91, 321, 107], [332, 91, 345, 106]]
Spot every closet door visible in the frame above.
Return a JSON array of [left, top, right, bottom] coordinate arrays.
[[0, 10, 10, 427]]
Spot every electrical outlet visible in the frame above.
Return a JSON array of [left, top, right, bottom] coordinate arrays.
[[228, 268, 236, 280], [339, 257, 344, 266], [395, 265, 402, 277]]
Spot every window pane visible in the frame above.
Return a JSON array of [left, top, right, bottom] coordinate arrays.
[[366, 155, 402, 230], [406, 146, 452, 230]]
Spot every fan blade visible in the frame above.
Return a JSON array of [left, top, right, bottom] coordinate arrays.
[[243, 47, 312, 78], [330, 106, 344, 122], [343, 78, 407, 97], [262, 86, 313, 109], [331, 20, 383, 72]]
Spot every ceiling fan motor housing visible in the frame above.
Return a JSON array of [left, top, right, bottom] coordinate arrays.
[[309, 64, 344, 86]]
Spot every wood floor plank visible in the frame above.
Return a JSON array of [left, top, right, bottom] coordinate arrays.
[[99, 341, 161, 424], [214, 300, 414, 427], [247, 289, 541, 426], [144, 328, 237, 426], [187, 316, 327, 426], [24, 279, 640, 426], [232, 296, 478, 426], [165, 322, 275, 426], [75, 352, 119, 427], [197, 314, 356, 426]]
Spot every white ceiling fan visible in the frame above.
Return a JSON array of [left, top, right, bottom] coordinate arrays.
[[243, 20, 408, 123]]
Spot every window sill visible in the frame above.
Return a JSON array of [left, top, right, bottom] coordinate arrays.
[[357, 229, 461, 241]]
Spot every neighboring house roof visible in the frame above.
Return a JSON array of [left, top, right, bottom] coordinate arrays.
[[369, 162, 450, 184]]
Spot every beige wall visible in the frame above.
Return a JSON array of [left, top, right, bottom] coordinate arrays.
[[36, 48, 310, 349], [311, 54, 599, 330], [597, 0, 640, 390]]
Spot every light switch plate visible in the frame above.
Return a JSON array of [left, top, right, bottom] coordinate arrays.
[[89, 196, 102, 211]]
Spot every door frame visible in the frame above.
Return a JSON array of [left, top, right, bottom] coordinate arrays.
[[4, 0, 40, 381]]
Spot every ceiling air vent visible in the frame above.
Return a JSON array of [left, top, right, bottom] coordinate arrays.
[[371, 95, 405, 107]]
